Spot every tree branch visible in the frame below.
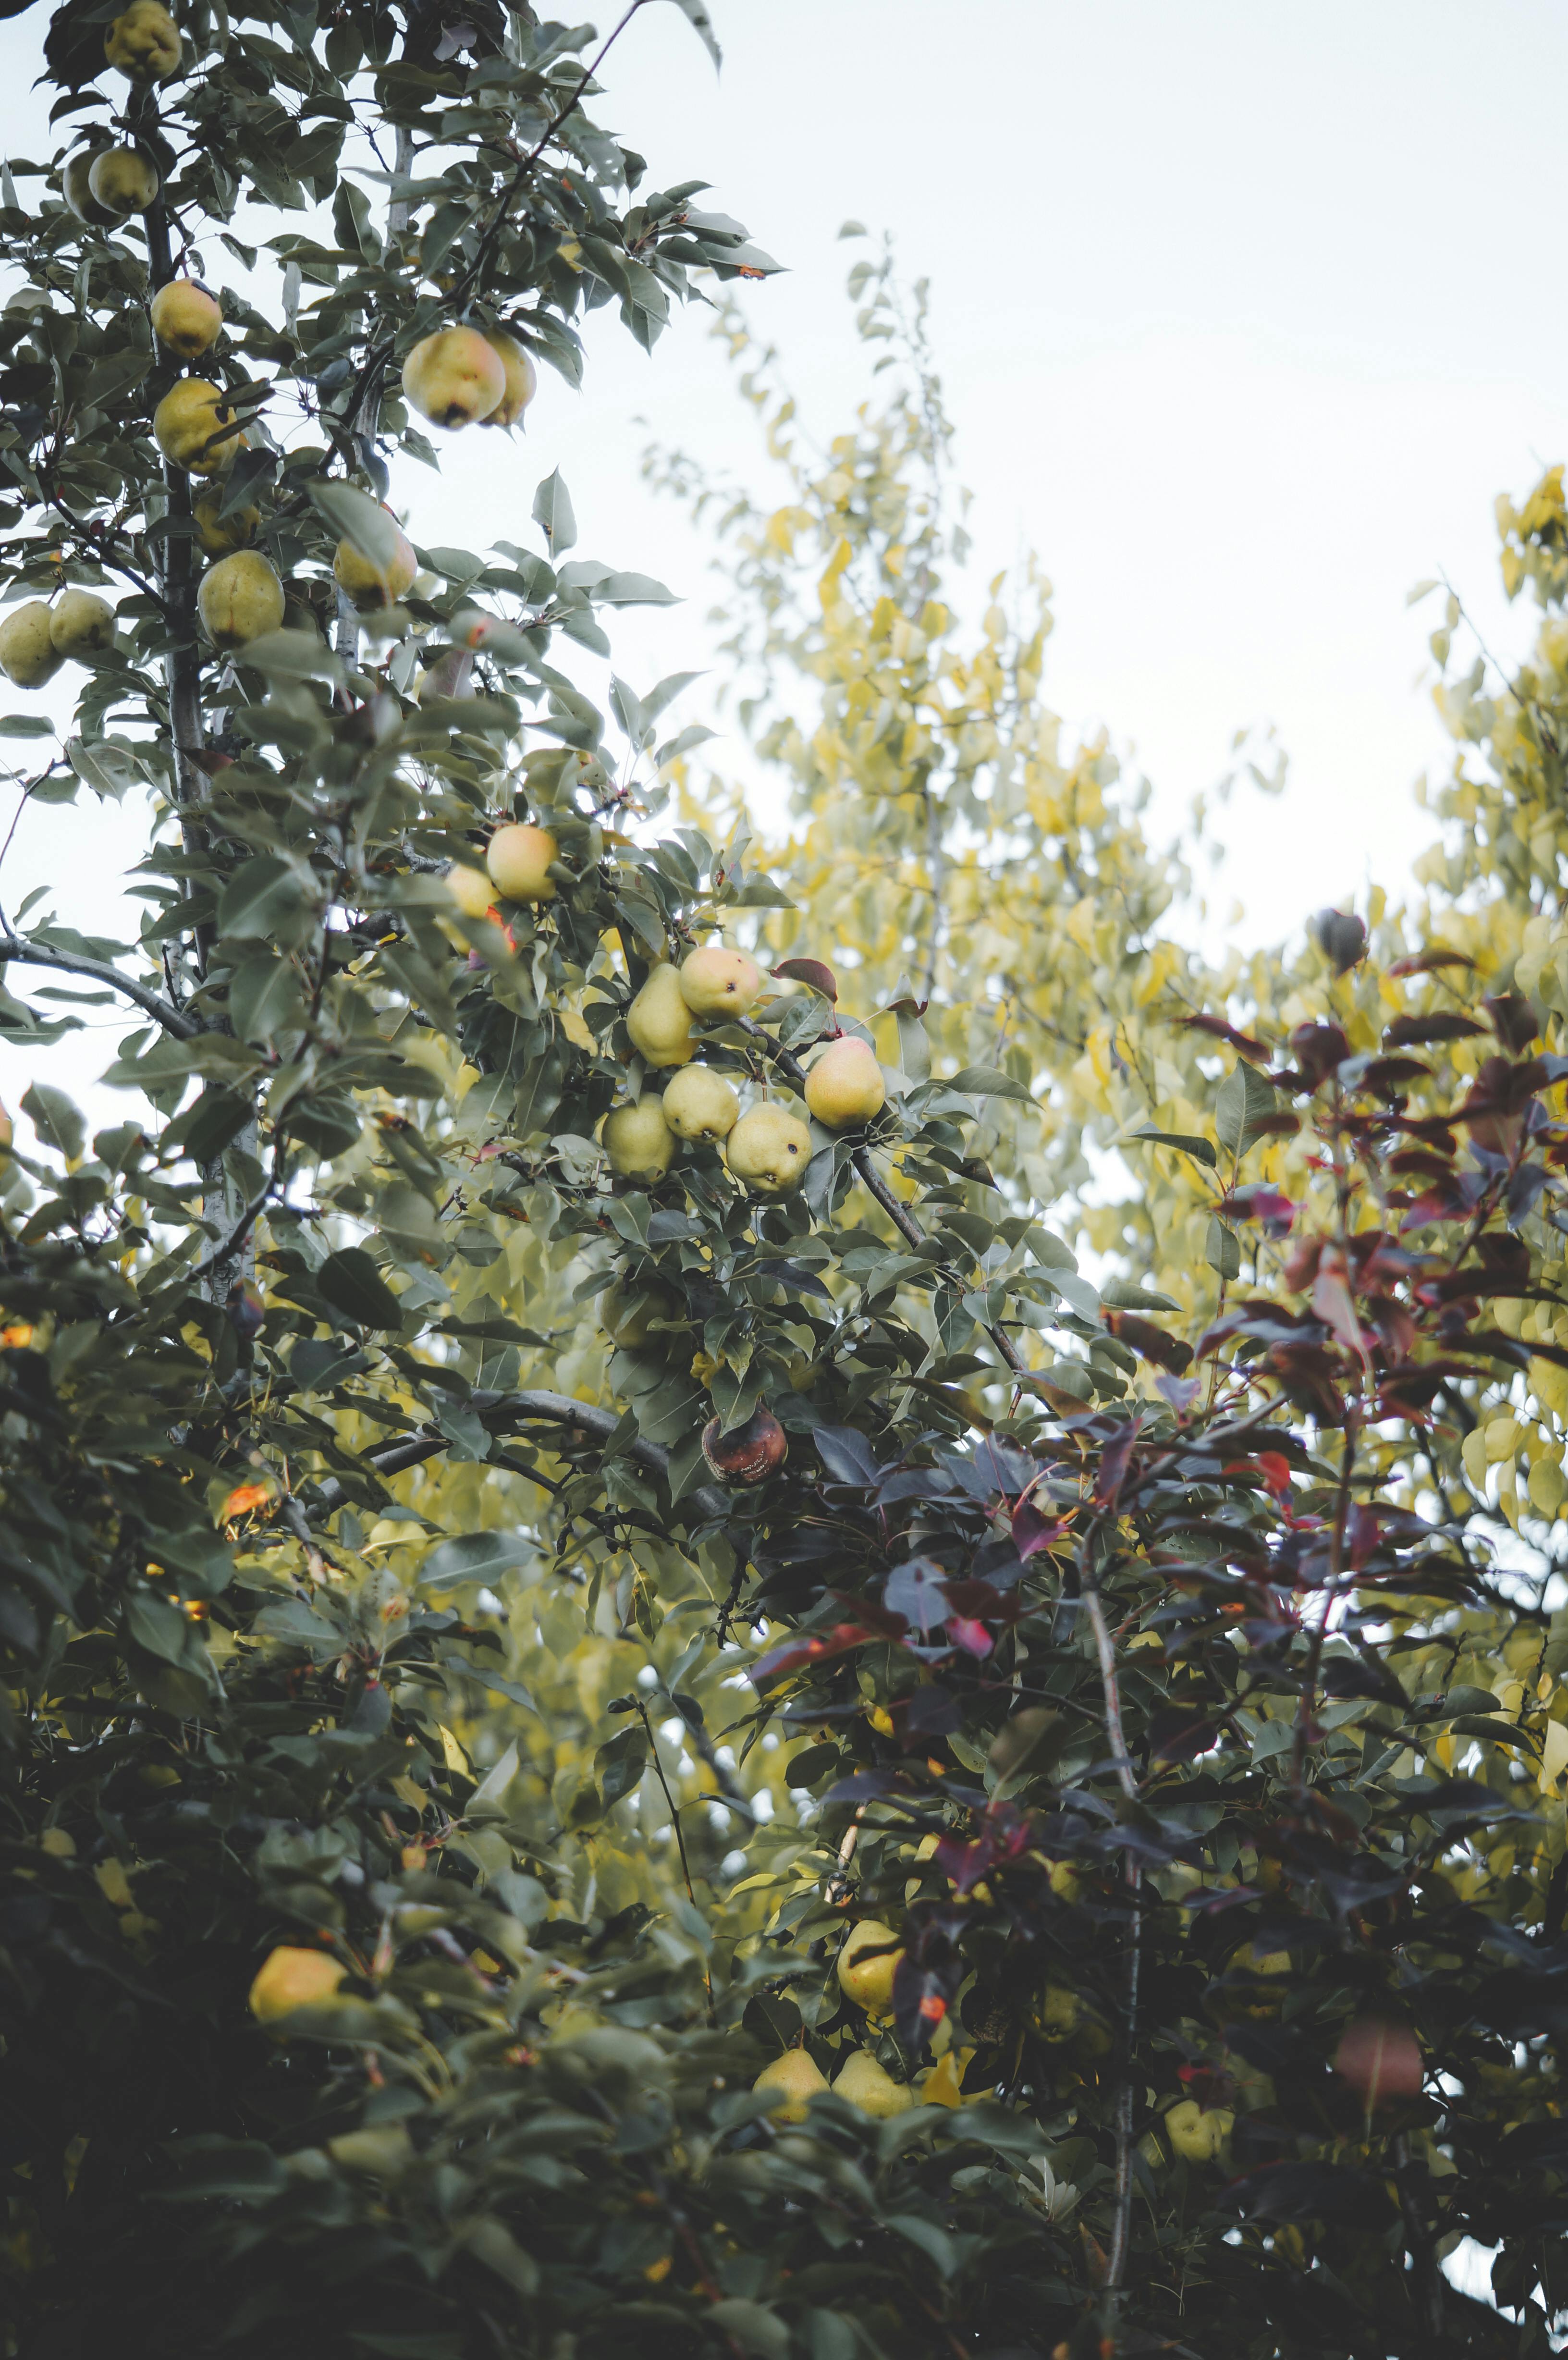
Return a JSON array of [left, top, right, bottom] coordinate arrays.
[[308, 1387, 731, 1527], [0, 927, 196, 1039]]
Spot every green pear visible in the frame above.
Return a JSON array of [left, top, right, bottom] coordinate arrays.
[[626, 962, 696, 1067], [662, 1065, 739, 1143], [49, 589, 115, 660], [725, 1103, 812, 1195], [833, 2050, 913, 2118], [601, 1099, 675, 1180], [754, 2049, 829, 2122], [1164, 2099, 1233, 2162], [805, 1036, 885, 1130], [678, 945, 762, 1018], [837, 1920, 903, 2014], [0, 602, 64, 689]]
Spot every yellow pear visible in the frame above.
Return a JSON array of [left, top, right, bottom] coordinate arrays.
[[754, 2049, 829, 2123], [248, 1945, 345, 2021], [334, 511, 417, 610], [153, 379, 245, 475], [445, 863, 496, 921], [627, 963, 696, 1068], [197, 552, 284, 650], [104, 0, 182, 81], [192, 487, 258, 557], [401, 328, 506, 429], [88, 148, 159, 217], [0, 602, 65, 689], [915, 2048, 975, 2109], [1164, 2099, 1233, 2163], [833, 2050, 913, 2118], [601, 1099, 675, 1181], [49, 590, 115, 660], [150, 278, 222, 360], [805, 1036, 885, 1130], [678, 945, 762, 1019], [62, 153, 118, 228], [837, 1919, 904, 2013], [486, 822, 558, 902], [480, 330, 538, 427], [725, 1103, 811, 1195], [662, 1065, 739, 1143]]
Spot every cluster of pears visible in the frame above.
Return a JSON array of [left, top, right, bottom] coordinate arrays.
[[753, 1919, 971, 2121], [62, 145, 160, 227], [0, 588, 117, 689], [602, 948, 887, 1196], [400, 326, 537, 431]]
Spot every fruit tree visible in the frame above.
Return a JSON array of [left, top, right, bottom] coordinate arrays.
[[1, 8, 1567, 2360]]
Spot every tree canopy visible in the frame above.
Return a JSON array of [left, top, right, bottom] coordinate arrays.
[[1, 8, 1566, 2360]]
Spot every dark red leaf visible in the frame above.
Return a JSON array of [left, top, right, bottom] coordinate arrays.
[[1093, 1416, 1143, 1508], [1102, 1308, 1194, 1373], [1383, 1012, 1486, 1047], [772, 957, 838, 1003], [748, 1622, 880, 1686], [1179, 1014, 1273, 1064]]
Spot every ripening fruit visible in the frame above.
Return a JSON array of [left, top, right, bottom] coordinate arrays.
[[0, 602, 64, 690], [197, 552, 284, 649], [833, 2051, 913, 2118], [678, 945, 762, 1019], [486, 822, 558, 902], [445, 863, 496, 921], [1164, 2099, 1233, 2163], [150, 277, 222, 360], [62, 153, 118, 228], [601, 1098, 675, 1180], [1031, 1984, 1080, 2042], [400, 328, 507, 429], [88, 148, 159, 217], [104, 0, 182, 82], [480, 330, 538, 428], [333, 511, 417, 610], [0, 1103, 12, 1152], [754, 2049, 829, 2122], [192, 486, 258, 556], [662, 1065, 739, 1143], [805, 1036, 885, 1130], [248, 1945, 345, 2020], [49, 590, 115, 660], [701, 1408, 788, 1487], [837, 1920, 904, 2014], [153, 379, 244, 475], [626, 962, 696, 1068], [725, 1103, 811, 1194], [916, 2050, 970, 2109]]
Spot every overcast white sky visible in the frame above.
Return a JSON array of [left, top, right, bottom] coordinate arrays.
[[3, 0, 1568, 1124]]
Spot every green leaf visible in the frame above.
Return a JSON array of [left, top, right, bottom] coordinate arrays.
[[946, 1065, 1034, 1103], [532, 468, 576, 557], [1205, 1214, 1241, 1280], [706, 2302, 788, 2360], [1125, 1126, 1218, 1170], [664, 0, 722, 69], [1214, 1061, 1278, 1157], [21, 1082, 85, 1162], [0, 714, 55, 738], [218, 856, 308, 940], [316, 1247, 404, 1329], [308, 479, 400, 572], [420, 1531, 529, 1589]]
